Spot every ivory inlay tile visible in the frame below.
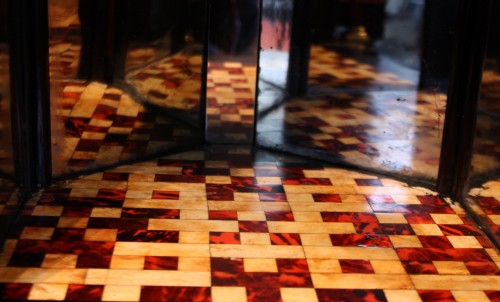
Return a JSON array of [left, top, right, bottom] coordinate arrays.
[[85, 269, 211, 286], [20, 227, 55, 240], [102, 285, 141, 301], [452, 290, 491, 302], [300, 234, 333, 246], [376, 213, 407, 224], [237, 211, 266, 221], [307, 259, 342, 273], [84, 228, 118, 241], [384, 290, 422, 302], [0, 267, 87, 283], [433, 261, 470, 275], [447, 236, 483, 249], [243, 258, 278, 272], [179, 231, 210, 244], [268, 221, 356, 234], [281, 288, 319, 302], [180, 210, 209, 220], [389, 235, 423, 248], [69, 188, 99, 198], [149, 219, 238, 232], [28, 283, 68, 301], [430, 214, 463, 224], [110, 255, 145, 269], [410, 224, 444, 236], [212, 287, 247, 302], [304, 246, 399, 260], [32, 206, 64, 217], [411, 275, 500, 290], [240, 232, 271, 245], [42, 254, 78, 269], [293, 212, 323, 222], [370, 260, 406, 274], [177, 257, 211, 271], [113, 242, 209, 257], [211, 244, 304, 259], [312, 273, 414, 289]]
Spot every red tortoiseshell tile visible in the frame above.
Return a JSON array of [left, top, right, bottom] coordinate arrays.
[[282, 178, 332, 185], [404, 213, 434, 224], [144, 256, 179, 270], [16, 216, 60, 228], [418, 236, 454, 248], [8, 253, 45, 267], [151, 190, 180, 200], [65, 284, 103, 301], [241, 272, 314, 288], [51, 228, 85, 241], [438, 224, 483, 236], [401, 261, 438, 274], [486, 291, 500, 301], [418, 290, 456, 302], [96, 189, 126, 200], [464, 261, 500, 275], [140, 286, 211, 302], [76, 254, 112, 268], [259, 193, 287, 202], [355, 179, 383, 186], [396, 247, 491, 262], [246, 287, 281, 302], [87, 218, 148, 229], [121, 208, 180, 219], [265, 211, 295, 221], [209, 210, 238, 220], [353, 222, 415, 235], [14, 239, 115, 255], [270, 233, 302, 245], [474, 197, 500, 214], [339, 260, 375, 274], [417, 196, 448, 206], [322, 212, 378, 223], [0, 283, 32, 300], [62, 206, 93, 217], [239, 221, 269, 233], [329, 234, 393, 247], [276, 259, 309, 273], [102, 172, 129, 181], [312, 194, 342, 202], [155, 174, 205, 183], [476, 235, 495, 248], [231, 177, 257, 185], [116, 230, 179, 243], [210, 232, 241, 244], [211, 258, 244, 273], [60, 197, 123, 208], [316, 289, 387, 302]]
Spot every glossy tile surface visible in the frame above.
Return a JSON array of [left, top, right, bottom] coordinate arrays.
[[469, 179, 500, 243], [1, 147, 498, 301]]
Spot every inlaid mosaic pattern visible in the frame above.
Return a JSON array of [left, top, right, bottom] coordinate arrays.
[[469, 180, 500, 240], [51, 81, 200, 176], [206, 62, 256, 143], [258, 90, 447, 180], [0, 147, 498, 301]]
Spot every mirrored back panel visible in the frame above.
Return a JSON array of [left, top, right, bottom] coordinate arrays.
[[257, 0, 458, 182], [48, 0, 207, 176], [205, 0, 260, 144], [0, 0, 13, 177]]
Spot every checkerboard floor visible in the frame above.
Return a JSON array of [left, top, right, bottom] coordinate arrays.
[[0, 147, 498, 301], [469, 180, 500, 241]]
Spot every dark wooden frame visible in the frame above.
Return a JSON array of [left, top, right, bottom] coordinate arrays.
[[9, 0, 52, 193], [437, 0, 493, 200]]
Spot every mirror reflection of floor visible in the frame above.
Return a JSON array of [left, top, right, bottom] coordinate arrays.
[[258, 44, 499, 183], [50, 81, 201, 176], [469, 179, 500, 241]]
